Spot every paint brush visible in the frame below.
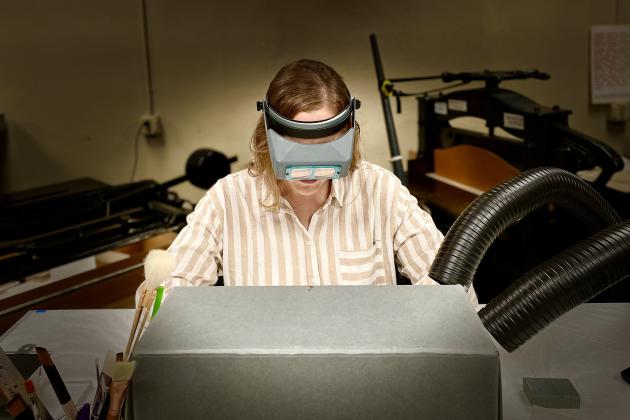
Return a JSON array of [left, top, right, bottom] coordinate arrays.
[[34, 347, 77, 420], [123, 288, 146, 360], [104, 360, 135, 420], [128, 306, 150, 359], [125, 250, 174, 360], [95, 352, 118, 420], [142, 250, 175, 295], [91, 360, 104, 420]]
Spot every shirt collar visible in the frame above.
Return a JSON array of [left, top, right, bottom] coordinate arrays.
[[331, 178, 342, 206], [331, 163, 362, 207], [255, 175, 274, 210]]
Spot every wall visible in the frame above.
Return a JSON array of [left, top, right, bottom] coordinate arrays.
[[1, 0, 628, 201]]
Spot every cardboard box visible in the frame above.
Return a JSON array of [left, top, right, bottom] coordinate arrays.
[[131, 285, 501, 419]]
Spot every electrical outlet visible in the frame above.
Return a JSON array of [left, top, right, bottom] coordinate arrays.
[[140, 114, 162, 138]]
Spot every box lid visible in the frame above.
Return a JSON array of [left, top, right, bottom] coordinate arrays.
[[134, 285, 497, 356]]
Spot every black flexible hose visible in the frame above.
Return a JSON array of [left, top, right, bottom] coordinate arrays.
[[429, 167, 621, 289], [479, 220, 630, 352]]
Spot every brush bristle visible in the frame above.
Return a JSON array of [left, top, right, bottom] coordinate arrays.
[[144, 250, 175, 291], [104, 353, 137, 380], [110, 361, 136, 381]]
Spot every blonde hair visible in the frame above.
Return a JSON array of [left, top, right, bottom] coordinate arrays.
[[248, 59, 362, 210]]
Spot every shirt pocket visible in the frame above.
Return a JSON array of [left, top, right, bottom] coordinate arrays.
[[336, 241, 386, 285]]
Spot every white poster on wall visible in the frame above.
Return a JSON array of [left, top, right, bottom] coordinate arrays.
[[590, 25, 630, 104]]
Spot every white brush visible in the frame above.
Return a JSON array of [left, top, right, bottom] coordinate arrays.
[[124, 249, 175, 360], [143, 249, 176, 294]]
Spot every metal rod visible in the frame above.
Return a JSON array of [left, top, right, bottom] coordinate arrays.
[[160, 175, 188, 190], [389, 75, 443, 83], [369, 34, 406, 184], [140, 0, 155, 115]]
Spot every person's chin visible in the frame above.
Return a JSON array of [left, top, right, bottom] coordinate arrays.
[[292, 179, 325, 194]]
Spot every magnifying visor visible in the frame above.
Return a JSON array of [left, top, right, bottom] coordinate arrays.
[[256, 98, 361, 180]]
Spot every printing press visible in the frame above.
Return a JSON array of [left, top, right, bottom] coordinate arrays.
[[411, 69, 627, 213], [370, 35, 630, 303], [0, 149, 235, 332]]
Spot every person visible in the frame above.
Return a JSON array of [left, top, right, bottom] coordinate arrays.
[[139, 58, 478, 306]]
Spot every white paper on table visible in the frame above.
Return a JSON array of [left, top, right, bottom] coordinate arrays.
[[0, 310, 134, 420]]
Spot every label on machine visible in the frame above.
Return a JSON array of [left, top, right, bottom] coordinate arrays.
[[447, 99, 468, 112], [503, 112, 525, 130], [434, 102, 448, 115]]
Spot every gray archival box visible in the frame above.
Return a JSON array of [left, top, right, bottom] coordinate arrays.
[[131, 286, 501, 419]]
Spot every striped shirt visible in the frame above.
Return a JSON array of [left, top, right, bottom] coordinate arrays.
[[152, 161, 478, 305]]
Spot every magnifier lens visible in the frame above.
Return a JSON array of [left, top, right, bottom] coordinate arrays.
[[314, 168, 336, 178], [288, 168, 312, 179]]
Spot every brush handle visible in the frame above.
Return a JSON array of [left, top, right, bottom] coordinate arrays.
[[106, 381, 129, 420], [126, 289, 156, 360], [35, 348, 77, 420], [40, 365, 72, 405], [124, 308, 142, 359], [128, 308, 150, 358], [124, 289, 147, 359]]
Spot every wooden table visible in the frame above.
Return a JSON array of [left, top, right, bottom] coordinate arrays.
[[0, 231, 176, 334]]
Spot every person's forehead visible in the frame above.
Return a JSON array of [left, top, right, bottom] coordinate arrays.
[[292, 106, 336, 122]]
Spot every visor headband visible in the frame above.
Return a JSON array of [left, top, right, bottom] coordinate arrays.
[[257, 98, 360, 139]]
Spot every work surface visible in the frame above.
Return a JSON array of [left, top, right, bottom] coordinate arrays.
[[0, 303, 628, 420]]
